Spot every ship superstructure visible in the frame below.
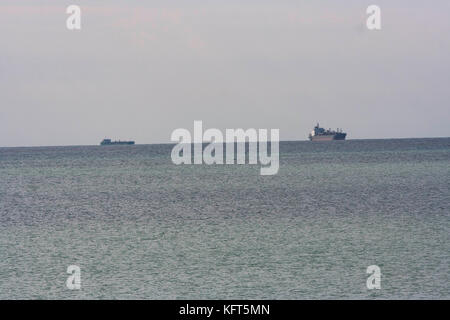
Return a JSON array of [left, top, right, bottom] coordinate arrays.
[[100, 139, 135, 145], [308, 123, 346, 141]]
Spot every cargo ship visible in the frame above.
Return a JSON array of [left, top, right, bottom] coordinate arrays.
[[100, 139, 135, 145], [308, 123, 346, 141]]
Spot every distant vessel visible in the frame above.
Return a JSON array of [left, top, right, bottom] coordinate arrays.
[[308, 123, 346, 141], [100, 139, 135, 145]]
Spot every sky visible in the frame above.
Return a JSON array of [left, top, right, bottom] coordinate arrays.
[[0, 0, 449, 147]]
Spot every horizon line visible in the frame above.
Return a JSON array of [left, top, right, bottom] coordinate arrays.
[[1, 136, 449, 149]]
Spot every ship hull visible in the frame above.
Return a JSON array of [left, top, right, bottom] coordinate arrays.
[[309, 133, 346, 141], [100, 139, 135, 145], [100, 141, 135, 145]]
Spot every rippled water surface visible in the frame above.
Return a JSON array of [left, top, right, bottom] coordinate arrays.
[[0, 138, 449, 299]]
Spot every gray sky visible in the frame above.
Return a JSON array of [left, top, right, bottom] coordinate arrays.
[[1, 0, 449, 146]]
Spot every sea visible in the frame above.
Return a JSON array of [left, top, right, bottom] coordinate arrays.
[[0, 138, 449, 299]]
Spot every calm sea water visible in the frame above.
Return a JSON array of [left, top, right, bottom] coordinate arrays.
[[0, 138, 449, 299]]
